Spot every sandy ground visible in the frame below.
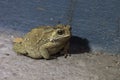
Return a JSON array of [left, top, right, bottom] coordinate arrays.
[[0, 28, 120, 80]]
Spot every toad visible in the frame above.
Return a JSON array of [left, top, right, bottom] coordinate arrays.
[[13, 24, 71, 59]]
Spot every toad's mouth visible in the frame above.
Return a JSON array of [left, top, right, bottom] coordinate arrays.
[[50, 35, 70, 42]]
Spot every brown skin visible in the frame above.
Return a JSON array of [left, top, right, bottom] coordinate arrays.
[[13, 24, 71, 59]]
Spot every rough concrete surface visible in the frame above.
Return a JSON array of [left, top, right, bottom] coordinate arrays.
[[0, 29, 120, 80]]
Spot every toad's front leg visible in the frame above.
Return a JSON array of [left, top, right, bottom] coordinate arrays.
[[40, 42, 57, 59], [61, 42, 71, 58]]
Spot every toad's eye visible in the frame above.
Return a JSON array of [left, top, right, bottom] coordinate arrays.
[[57, 30, 64, 35]]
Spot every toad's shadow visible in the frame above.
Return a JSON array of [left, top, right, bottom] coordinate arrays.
[[70, 36, 91, 54], [54, 36, 91, 58]]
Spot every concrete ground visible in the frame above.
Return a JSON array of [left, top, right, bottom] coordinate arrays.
[[0, 28, 120, 80]]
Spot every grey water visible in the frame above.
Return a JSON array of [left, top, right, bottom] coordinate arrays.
[[0, 0, 120, 54]]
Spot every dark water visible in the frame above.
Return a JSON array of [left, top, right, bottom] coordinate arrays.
[[0, 0, 120, 54]]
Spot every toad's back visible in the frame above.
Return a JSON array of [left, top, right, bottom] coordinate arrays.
[[22, 26, 54, 48]]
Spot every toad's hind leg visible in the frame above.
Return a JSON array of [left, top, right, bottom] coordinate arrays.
[[13, 43, 27, 55]]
